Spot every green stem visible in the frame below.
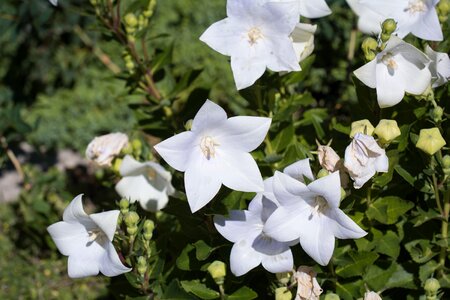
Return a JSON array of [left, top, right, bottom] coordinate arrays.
[[218, 284, 225, 300], [439, 191, 449, 274]]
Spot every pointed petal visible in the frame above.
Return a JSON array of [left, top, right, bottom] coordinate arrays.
[[153, 131, 196, 172], [299, 0, 332, 18], [199, 18, 245, 57], [66, 242, 106, 278], [264, 36, 301, 72], [118, 155, 144, 176], [375, 63, 405, 108], [219, 150, 264, 193], [90, 210, 119, 242], [283, 159, 314, 183], [192, 100, 228, 132], [230, 239, 263, 276], [264, 205, 310, 242], [214, 210, 261, 243], [63, 194, 89, 223], [272, 171, 309, 206], [184, 149, 222, 212], [99, 244, 132, 277], [395, 55, 431, 96], [327, 209, 367, 239], [410, 9, 443, 41], [354, 59, 377, 89], [216, 116, 271, 152], [261, 247, 293, 274], [374, 153, 389, 173], [47, 221, 87, 256], [299, 218, 335, 266], [231, 54, 267, 90], [308, 172, 341, 208]]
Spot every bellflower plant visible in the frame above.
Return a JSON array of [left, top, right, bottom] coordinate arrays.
[[354, 36, 432, 107], [199, 0, 300, 90], [360, 0, 443, 41], [154, 100, 271, 212], [264, 159, 367, 265], [425, 45, 450, 88], [214, 181, 294, 276], [346, 0, 384, 35], [267, 0, 331, 18], [115, 155, 175, 212], [47, 195, 131, 278]]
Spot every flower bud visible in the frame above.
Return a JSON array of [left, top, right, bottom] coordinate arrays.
[[438, 0, 449, 22], [119, 199, 130, 214], [416, 128, 446, 155], [318, 145, 340, 172], [275, 287, 292, 300], [374, 119, 401, 144], [380, 33, 391, 43], [324, 293, 340, 300], [381, 19, 397, 35], [276, 272, 291, 285], [112, 158, 123, 174], [124, 211, 140, 235], [364, 291, 382, 300], [317, 169, 330, 179], [86, 132, 129, 167], [443, 155, 450, 169], [207, 261, 226, 285], [132, 139, 143, 157], [430, 106, 444, 123], [143, 219, 155, 240], [137, 256, 147, 276], [124, 13, 138, 29], [89, 0, 97, 5], [362, 37, 378, 61], [424, 278, 440, 295], [350, 119, 374, 138], [185, 119, 193, 131]]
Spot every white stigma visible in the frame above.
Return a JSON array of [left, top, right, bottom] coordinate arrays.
[[405, 0, 427, 14], [381, 53, 398, 71], [87, 228, 105, 243], [200, 136, 219, 159], [247, 27, 263, 45], [311, 196, 328, 216]]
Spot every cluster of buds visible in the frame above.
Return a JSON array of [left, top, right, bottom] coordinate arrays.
[[437, 0, 449, 23], [380, 19, 397, 44], [136, 256, 147, 277], [138, 0, 157, 30], [124, 13, 139, 42], [124, 211, 140, 242], [122, 51, 135, 74]]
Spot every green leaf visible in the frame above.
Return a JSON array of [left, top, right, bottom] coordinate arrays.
[[176, 244, 194, 271], [364, 263, 397, 291], [335, 251, 379, 278], [385, 263, 416, 289], [411, 207, 442, 227], [419, 260, 439, 284], [180, 280, 220, 300], [405, 239, 438, 264], [366, 196, 414, 225], [228, 286, 258, 300], [336, 279, 364, 300], [161, 280, 197, 300], [394, 165, 415, 186], [372, 229, 401, 258], [194, 240, 213, 261], [272, 125, 295, 152]]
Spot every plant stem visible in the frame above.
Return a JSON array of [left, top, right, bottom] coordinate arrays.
[[1, 137, 24, 180], [439, 191, 449, 274], [218, 284, 225, 300]]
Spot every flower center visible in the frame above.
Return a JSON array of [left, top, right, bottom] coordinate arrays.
[[247, 27, 263, 45], [405, 0, 427, 14], [200, 136, 219, 160], [311, 196, 328, 216], [87, 228, 106, 243], [381, 53, 398, 71]]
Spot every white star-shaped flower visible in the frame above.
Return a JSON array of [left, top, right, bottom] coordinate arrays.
[[425, 45, 450, 88], [115, 155, 175, 212], [360, 0, 443, 41], [214, 180, 294, 276], [264, 159, 366, 266], [199, 0, 300, 90], [354, 36, 431, 107], [346, 0, 385, 35], [344, 133, 389, 189], [47, 195, 131, 278], [154, 100, 271, 212]]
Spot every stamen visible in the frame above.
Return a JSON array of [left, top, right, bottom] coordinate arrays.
[[87, 229, 104, 242], [200, 136, 219, 159], [405, 0, 427, 14], [247, 27, 263, 45], [381, 53, 398, 71]]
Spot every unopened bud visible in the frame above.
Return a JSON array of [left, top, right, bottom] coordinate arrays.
[[132, 139, 142, 157], [124, 211, 140, 235], [324, 293, 340, 300], [416, 128, 446, 155], [424, 278, 440, 298], [317, 169, 330, 179], [89, 0, 97, 6], [143, 219, 155, 240], [438, 0, 449, 22], [362, 38, 378, 61], [381, 19, 397, 35], [374, 119, 401, 144], [112, 158, 123, 174], [380, 33, 391, 43], [119, 199, 130, 214], [443, 155, 450, 169], [276, 272, 291, 285], [137, 256, 147, 276], [207, 261, 226, 285], [185, 119, 193, 131], [317, 145, 340, 172], [350, 119, 374, 138], [430, 106, 444, 123], [275, 287, 292, 300], [124, 13, 138, 28]]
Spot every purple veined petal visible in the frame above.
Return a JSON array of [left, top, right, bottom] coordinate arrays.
[[230, 238, 263, 276], [153, 131, 196, 172]]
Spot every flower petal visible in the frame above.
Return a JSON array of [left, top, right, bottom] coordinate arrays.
[[327, 209, 367, 239], [63, 194, 89, 224], [353, 59, 377, 89], [90, 210, 120, 242], [230, 239, 263, 276], [153, 131, 196, 172], [68, 254, 101, 278], [192, 100, 228, 133], [214, 210, 261, 243], [199, 18, 245, 57], [283, 158, 314, 183], [99, 243, 132, 277], [410, 9, 443, 41], [219, 150, 264, 193], [299, 217, 335, 266], [395, 55, 431, 96], [375, 62, 405, 108], [47, 221, 87, 256], [259, 242, 293, 273], [308, 172, 341, 208], [299, 0, 332, 18], [272, 171, 310, 206], [216, 116, 271, 152], [264, 36, 301, 72], [264, 204, 310, 242], [231, 53, 267, 90]]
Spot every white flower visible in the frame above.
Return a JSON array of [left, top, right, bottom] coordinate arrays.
[[364, 291, 382, 300], [49, 0, 58, 6], [264, 159, 367, 266], [214, 182, 294, 276], [115, 155, 175, 212], [265, 0, 331, 18], [86, 132, 129, 167], [360, 0, 443, 41], [47, 195, 131, 278], [291, 23, 317, 62], [354, 36, 431, 108], [344, 133, 389, 189], [425, 45, 450, 88], [154, 100, 271, 212], [199, 0, 300, 90], [294, 266, 323, 300], [346, 0, 384, 35]]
